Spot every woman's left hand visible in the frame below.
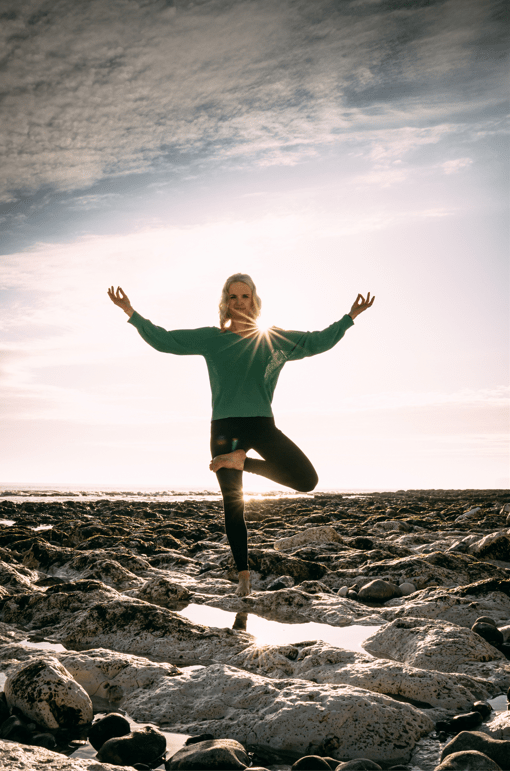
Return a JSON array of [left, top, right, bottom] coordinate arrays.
[[349, 292, 375, 319]]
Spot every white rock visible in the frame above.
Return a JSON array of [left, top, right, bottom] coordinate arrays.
[[480, 711, 510, 739], [273, 526, 342, 552], [455, 508, 481, 522], [337, 586, 349, 597], [229, 640, 498, 711], [5, 658, 93, 730], [123, 663, 433, 765], [0, 739, 119, 770], [362, 617, 510, 689], [399, 582, 416, 595], [499, 624, 510, 642], [382, 588, 510, 628]]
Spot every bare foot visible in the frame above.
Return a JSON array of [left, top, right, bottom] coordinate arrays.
[[236, 571, 251, 597], [209, 449, 246, 473]]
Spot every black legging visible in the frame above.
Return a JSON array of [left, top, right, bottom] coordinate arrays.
[[210, 416, 318, 571]]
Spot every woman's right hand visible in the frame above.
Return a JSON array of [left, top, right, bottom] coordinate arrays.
[[107, 286, 134, 316]]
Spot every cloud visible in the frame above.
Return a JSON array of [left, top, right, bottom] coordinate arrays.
[[442, 157, 473, 174], [1, 0, 507, 202]]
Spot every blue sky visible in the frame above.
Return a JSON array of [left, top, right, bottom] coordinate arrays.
[[1, 0, 508, 489]]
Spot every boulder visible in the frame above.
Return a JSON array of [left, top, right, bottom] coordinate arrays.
[[440, 731, 510, 769], [130, 576, 193, 609], [471, 622, 504, 647], [435, 750, 503, 770], [469, 532, 510, 562], [122, 663, 434, 765], [4, 658, 93, 730], [97, 726, 167, 767], [336, 761, 382, 770], [291, 756, 332, 770], [88, 713, 131, 751], [358, 580, 399, 602], [166, 738, 249, 769], [267, 575, 294, 591]]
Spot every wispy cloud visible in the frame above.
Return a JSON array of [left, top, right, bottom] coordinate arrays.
[[1, 0, 506, 202]]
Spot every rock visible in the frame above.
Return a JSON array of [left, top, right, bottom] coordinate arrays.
[[122, 663, 434, 765], [31, 732, 58, 750], [185, 734, 215, 745], [440, 731, 510, 769], [274, 527, 342, 552], [0, 715, 32, 743], [358, 579, 398, 602], [398, 582, 416, 595], [97, 726, 167, 767], [336, 761, 382, 770], [449, 712, 484, 732], [469, 532, 510, 562], [0, 738, 121, 769], [455, 508, 481, 522], [475, 617, 498, 626], [471, 623, 504, 647], [434, 750, 503, 770], [499, 625, 510, 642], [337, 586, 349, 596], [5, 658, 93, 730], [479, 712, 510, 739], [131, 576, 193, 609], [362, 618, 510, 688], [88, 712, 131, 751], [267, 575, 294, 591], [472, 701, 492, 719], [166, 738, 249, 769], [291, 756, 332, 770], [0, 691, 9, 724], [230, 639, 497, 711]]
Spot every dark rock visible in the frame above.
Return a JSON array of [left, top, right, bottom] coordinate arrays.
[[0, 692, 9, 724], [357, 579, 398, 602], [335, 760, 382, 770], [185, 734, 215, 746], [88, 712, 131, 751], [474, 617, 497, 627], [0, 715, 32, 743], [471, 622, 504, 647], [434, 749, 503, 770], [347, 589, 359, 600], [166, 738, 249, 770], [450, 712, 484, 732], [472, 701, 492, 719], [498, 643, 510, 660], [291, 756, 332, 770], [440, 730, 510, 768], [97, 726, 167, 767], [267, 575, 294, 591], [30, 732, 57, 750]]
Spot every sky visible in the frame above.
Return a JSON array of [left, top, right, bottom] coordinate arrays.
[[0, 0, 508, 491]]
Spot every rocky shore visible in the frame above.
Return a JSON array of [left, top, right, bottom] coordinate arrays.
[[0, 489, 509, 770]]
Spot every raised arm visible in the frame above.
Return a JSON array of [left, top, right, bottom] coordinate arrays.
[[349, 292, 375, 320], [108, 286, 134, 318]]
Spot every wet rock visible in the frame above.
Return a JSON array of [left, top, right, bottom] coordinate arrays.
[[440, 731, 510, 769], [31, 732, 58, 750], [472, 701, 492, 719], [5, 658, 93, 730], [166, 738, 249, 769], [0, 738, 121, 769], [97, 726, 167, 766], [434, 750, 503, 770], [0, 714, 33, 743], [88, 712, 131, 751], [185, 733, 215, 745], [357, 579, 399, 602], [449, 712, 484, 732], [471, 622, 504, 647], [291, 756, 332, 770], [123, 662, 434, 765]]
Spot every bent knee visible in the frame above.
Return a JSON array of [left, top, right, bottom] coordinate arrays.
[[295, 471, 318, 493]]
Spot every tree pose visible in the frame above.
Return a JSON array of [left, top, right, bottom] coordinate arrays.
[[108, 274, 374, 596]]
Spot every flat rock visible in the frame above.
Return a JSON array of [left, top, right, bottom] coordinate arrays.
[[274, 527, 342, 552], [122, 662, 434, 765], [362, 617, 510, 689], [0, 738, 120, 770], [229, 640, 498, 711], [480, 712, 510, 739]]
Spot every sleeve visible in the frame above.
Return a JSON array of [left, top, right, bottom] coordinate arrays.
[[270, 314, 355, 361], [128, 311, 208, 355]]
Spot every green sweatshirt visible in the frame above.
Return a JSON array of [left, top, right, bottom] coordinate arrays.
[[128, 311, 354, 420]]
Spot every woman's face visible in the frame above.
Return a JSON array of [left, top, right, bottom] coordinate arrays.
[[227, 281, 254, 320]]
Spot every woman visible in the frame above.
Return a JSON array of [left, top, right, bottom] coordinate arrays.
[[108, 274, 374, 596]]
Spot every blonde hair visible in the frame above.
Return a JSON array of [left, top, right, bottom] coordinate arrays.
[[219, 273, 262, 331]]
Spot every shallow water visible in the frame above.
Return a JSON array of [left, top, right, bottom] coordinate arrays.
[[178, 603, 380, 651]]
